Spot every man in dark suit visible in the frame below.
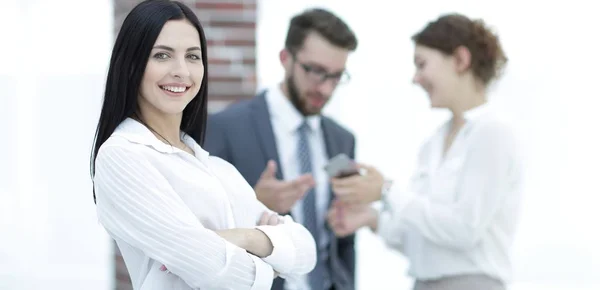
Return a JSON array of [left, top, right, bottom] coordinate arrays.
[[204, 8, 358, 290]]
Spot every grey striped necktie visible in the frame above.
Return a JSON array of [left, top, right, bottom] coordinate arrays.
[[297, 121, 326, 289]]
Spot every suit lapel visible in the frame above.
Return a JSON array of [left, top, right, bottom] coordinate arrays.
[[251, 91, 283, 180], [321, 118, 341, 205], [321, 117, 340, 161]]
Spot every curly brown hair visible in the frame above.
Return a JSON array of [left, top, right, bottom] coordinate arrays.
[[412, 13, 507, 86]]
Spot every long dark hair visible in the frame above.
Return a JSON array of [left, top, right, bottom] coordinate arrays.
[[90, 0, 209, 202]]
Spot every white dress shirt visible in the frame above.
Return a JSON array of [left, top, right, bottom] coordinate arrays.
[[378, 103, 523, 283], [265, 86, 331, 290], [93, 118, 317, 290]]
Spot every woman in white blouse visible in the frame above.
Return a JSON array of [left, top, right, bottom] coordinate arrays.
[[89, 1, 316, 289], [326, 14, 523, 290]]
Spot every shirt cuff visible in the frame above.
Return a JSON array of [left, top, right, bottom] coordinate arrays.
[[378, 183, 416, 235], [383, 182, 416, 216], [255, 225, 296, 273], [250, 255, 274, 290], [377, 210, 393, 236]]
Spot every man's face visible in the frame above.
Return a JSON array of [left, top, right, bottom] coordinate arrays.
[[282, 32, 350, 116]]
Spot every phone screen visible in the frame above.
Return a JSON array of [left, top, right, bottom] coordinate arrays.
[[324, 153, 359, 178]]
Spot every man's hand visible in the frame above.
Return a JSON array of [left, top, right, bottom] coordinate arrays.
[[327, 200, 378, 237], [255, 160, 315, 214], [331, 163, 384, 205]]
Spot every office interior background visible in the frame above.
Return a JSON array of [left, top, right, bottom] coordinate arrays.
[[1, 0, 598, 289]]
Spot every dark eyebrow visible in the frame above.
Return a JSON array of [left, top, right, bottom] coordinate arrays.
[[186, 46, 202, 52], [153, 45, 202, 52], [304, 61, 345, 74]]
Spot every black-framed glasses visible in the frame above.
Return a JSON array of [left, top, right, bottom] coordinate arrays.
[[292, 55, 350, 85]]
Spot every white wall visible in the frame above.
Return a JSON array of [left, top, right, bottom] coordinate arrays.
[[0, 0, 114, 289], [257, 1, 600, 289]]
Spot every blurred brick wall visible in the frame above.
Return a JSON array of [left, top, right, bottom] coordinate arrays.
[[112, 0, 257, 289]]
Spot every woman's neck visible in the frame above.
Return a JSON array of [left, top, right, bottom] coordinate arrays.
[[449, 87, 487, 122], [136, 111, 183, 147]]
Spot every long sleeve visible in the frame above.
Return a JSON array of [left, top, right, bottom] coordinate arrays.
[[379, 124, 521, 251], [94, 145, 273, 290], [377, 207, 404, 252], [209, 157, 318, 276], [253, 213, 317, 276]]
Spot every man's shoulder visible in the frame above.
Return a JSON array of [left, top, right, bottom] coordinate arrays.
[[210, 98, 254, 121], [321, 115, 355, 140]]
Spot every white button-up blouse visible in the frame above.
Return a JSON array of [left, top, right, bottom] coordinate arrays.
[[93, 118, 317, 290]]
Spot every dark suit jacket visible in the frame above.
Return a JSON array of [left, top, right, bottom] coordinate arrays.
[[204, 91, 356, 290]]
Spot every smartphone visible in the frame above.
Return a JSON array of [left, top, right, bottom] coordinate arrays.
[[324, 153, 359, 178]]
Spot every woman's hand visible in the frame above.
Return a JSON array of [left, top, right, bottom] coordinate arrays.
[[160, 211, 283, 273], [327, 200, 378, 237], [331, 164, 385, 205], [258, 211, 283, 279], [259, 210, 284, 226]]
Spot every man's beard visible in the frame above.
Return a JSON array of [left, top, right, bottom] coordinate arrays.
[[286, 74, 317, 116]]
